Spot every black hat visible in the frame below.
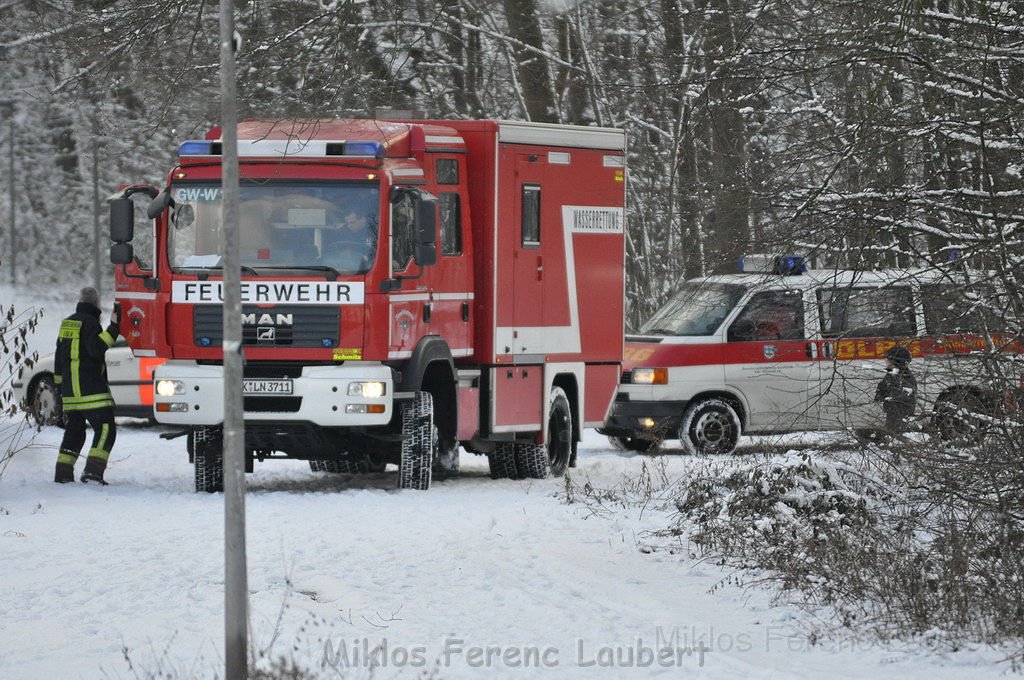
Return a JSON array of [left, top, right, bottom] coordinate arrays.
[[885, 346, 912, 367]]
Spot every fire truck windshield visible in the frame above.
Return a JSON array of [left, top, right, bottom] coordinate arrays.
[[168, 182, 379, 274], [639, 282, 746, 336]]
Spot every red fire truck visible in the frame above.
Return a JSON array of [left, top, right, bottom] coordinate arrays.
[[109, 119, 626, 491]]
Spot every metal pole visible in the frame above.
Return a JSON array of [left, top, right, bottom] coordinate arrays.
[[7, 105, 14, 286], [219, 2, 248, 678], [92, 135, 102, 298]]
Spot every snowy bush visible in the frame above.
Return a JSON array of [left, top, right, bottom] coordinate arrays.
[[669, 445, 1024, 651], [0, 301, 43, 477]]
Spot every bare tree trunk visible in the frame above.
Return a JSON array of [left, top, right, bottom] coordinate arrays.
[[502, 0, 557, 122]]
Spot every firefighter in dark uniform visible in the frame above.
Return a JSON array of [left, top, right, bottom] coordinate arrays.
[[874, 346, 917, 435], [54, 287, 121, 484]]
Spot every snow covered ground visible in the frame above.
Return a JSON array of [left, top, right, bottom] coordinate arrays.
[[0, 284, 1011, 678], [0, 426, 1010, 679]]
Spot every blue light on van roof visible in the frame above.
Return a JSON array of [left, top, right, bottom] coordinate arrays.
[[344, 141, 384, 157], [179, 141, 213, 156]]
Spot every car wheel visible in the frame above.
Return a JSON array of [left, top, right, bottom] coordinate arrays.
[[29, 375, 64, 428], [679, 399, 741, 455]]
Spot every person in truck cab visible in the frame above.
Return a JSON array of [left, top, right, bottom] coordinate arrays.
[[323, 208, 376, 270], [874, 346, 917, 435], [53, 287, 121, 485]]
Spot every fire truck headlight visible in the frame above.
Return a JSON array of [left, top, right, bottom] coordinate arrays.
[[631, 368, 668, 385], [347, 381, 386, 398], [156, 379, 185, 396]]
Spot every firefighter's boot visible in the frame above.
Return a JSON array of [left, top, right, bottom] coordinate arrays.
[[80, 453, 109, 486], [54, 462, 75, 484]]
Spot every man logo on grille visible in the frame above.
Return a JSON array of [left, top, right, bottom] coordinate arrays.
[[257, 327, 276, 342]]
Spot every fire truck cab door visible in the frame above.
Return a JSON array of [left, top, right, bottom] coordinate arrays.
[[723, 289, 818, 432], [511, 155, 546, 356]]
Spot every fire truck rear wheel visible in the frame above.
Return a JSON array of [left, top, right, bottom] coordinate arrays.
[[515, 387, 573, 479], [193, 426, 224, 493], [487, 443, 520, 479], [679, 399, 741, 455], [399, 391, 434, 490]]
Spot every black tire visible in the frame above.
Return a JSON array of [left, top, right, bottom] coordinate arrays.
[[487, 442, 520, 480], [398, 391, 433, 490], [679, 398, 741, 455], [514, 386, 573, 479], [193, 426, 224, 493], [610, 435, 661, 453], [933, 391, 991, 445], [29, 374, 64, 428]]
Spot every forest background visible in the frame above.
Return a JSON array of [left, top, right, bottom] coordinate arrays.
[[1, 0, 1021, 329]]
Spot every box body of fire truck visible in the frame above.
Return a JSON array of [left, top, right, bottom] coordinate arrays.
[[110, 119, 626, 491]]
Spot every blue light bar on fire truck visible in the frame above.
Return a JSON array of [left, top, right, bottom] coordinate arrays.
[[176, 139, 385, 159]]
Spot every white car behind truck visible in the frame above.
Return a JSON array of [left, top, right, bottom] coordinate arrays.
[[602, 257, 1021, 454]]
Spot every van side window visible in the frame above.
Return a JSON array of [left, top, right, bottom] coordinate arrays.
[[921, 284, 1001, 334], [818, 287, 915, 338], [439, 192, 462, 256], [727, 291, 805, 342]]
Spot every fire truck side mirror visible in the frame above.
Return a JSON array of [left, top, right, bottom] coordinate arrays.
[[109, 198, 135, 243], [414, 192, 438, 267], [110, 242, 134, 265]]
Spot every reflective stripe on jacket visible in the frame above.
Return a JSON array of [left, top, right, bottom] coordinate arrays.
[[54, 302, 120, 411]]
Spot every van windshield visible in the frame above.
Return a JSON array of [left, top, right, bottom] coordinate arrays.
[[639, 283, 746, 336]]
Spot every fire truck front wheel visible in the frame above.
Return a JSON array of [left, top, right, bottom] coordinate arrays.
[[679, 399, 741, 455], [399, 391, 434, 490], [193, 426, 224, 493]]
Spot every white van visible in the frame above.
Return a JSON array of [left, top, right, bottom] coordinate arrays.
[[601, 258, 1019, 454]]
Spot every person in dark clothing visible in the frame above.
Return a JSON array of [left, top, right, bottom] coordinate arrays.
[[874, 346, 917, 434], [54, 287, 120, 484]]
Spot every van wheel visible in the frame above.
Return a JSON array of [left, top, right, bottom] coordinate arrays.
[[679, 399, 741, 455], [193, 426, 224, 493], [933, 391, 990, 444]]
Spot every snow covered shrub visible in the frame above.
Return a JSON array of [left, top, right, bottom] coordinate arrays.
[[0, 301, 43, 477], [670, 445, 1024, 649]]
